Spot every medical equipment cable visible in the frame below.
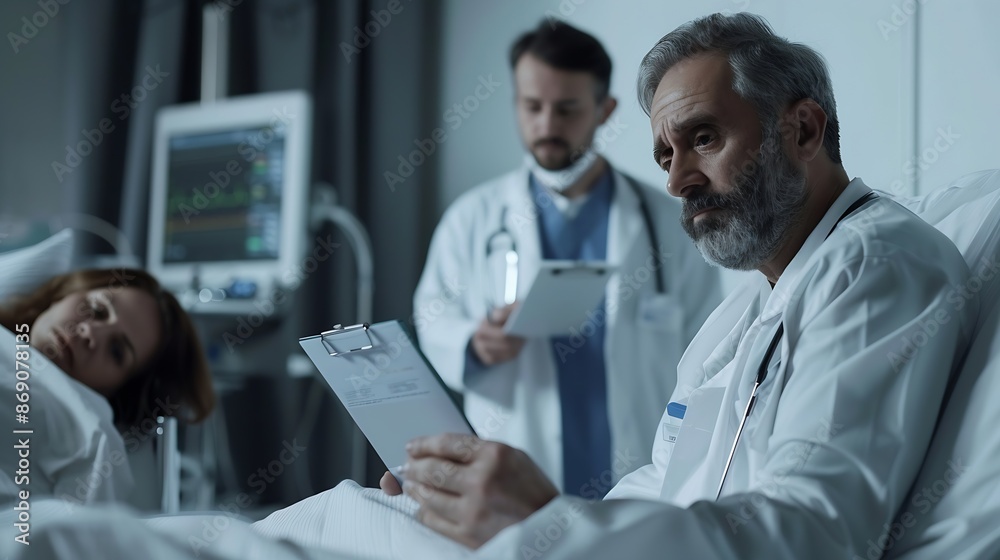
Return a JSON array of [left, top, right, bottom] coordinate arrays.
[[293, 184, 375, 494]]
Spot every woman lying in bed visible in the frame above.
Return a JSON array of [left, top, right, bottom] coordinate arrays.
[[0, 268, 214, 503]]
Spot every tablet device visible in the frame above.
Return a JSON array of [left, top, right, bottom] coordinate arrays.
[[503, 260, 615, 337]]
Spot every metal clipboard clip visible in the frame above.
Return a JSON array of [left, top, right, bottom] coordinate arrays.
[[550, 261, 609, 276], [320, 323, 374, 356]]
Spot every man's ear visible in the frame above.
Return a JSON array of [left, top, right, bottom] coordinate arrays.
[[598, 96, 618, 125], [784, 99, 827, 162]]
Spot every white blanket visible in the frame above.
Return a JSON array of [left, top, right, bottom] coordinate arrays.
[[0, 324, 133, 556], [16, 171, 1000, 559], [0, 325, 133, 504], [18, 482, 473, 560]]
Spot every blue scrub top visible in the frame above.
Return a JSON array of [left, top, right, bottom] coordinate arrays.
[[530, 169, 614, 497]]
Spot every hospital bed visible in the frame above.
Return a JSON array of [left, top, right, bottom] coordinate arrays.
[[0, 231, 183, 515], [8, 170, 1000, 559], [880, 169, 1000, 559], [125, 416, 182, 513]]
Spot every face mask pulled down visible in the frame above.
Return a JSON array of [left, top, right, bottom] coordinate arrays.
[[524, 149, 598, 193]]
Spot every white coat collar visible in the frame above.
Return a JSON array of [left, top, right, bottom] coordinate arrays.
[[762, 177, 873, 321]]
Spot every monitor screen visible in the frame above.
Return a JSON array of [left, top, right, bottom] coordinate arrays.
[[163, 126, 286, 263], [146, 91, 311, 297]]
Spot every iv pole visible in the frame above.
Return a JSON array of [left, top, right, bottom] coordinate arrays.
[[308, 183, 375, 485], [181, 2, 375, 503]]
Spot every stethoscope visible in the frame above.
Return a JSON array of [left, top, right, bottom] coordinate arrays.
[[485, 173, 667, 306], [715, 191, 879, 500]]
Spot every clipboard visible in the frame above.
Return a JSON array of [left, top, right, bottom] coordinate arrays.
[[503, 260, 616, 337], [299, 321, 476, 479]]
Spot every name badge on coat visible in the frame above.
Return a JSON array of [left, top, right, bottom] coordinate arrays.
[[659, 386, 725, 503]]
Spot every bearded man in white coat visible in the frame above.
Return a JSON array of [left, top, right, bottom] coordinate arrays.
[[386, 12, 979, 557], [413, 20, 722, 497]]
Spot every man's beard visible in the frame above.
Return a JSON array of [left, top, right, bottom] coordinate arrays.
[[527, 137, 599, 193], [680, 125, 809, 270], [531, 138, 576, 170]]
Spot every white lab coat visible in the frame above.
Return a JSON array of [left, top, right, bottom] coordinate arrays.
[[477, 178, 978, 559], [413, 165, 721, 489]]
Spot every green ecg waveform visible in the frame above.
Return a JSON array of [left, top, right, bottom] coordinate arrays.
[[168, 183, 252, 215]]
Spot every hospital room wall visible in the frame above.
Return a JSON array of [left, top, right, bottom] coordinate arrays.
[[433, 0, 999, 293], [915, 0, 1000, 192], [0, 0, 74, 225]]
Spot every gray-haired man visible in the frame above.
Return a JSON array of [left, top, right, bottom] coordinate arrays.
[[382, 12, 976, 559]]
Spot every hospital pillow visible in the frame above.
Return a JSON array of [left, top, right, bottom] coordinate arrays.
[[0, 228, 75, 302], [882, 169, 1000, 559], [882, 169, 1000, 281]]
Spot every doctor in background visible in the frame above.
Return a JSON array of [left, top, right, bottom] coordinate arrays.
[[413, 20, 722, 497], [393, 12, 979, 556]]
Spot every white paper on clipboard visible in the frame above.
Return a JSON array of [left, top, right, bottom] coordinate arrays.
[[298, 321, 476, 476], [503, 260, 616, 337]]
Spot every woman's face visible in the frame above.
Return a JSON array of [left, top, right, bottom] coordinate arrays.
[[31, 287, 162, 395]]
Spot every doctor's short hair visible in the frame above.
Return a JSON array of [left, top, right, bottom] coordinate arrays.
[[637, 12, 842, 164], [509, 19, 613, 100], [0, 268, 215, 429]]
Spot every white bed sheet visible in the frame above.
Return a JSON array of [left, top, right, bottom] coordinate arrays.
[[0, 325, 134, 558], [16, 482, 474, 560]]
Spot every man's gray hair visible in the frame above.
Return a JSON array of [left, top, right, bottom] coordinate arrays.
[[637, 12, 842, 164]]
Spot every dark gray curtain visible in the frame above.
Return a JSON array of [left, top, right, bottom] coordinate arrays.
[[118, 0, 194, 264], [1, 0, 443, 506]]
